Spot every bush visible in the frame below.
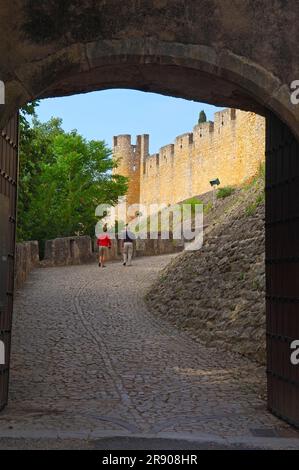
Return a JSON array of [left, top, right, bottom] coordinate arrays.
[[217, 186, 235, 199]]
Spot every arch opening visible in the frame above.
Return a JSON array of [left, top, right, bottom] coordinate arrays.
[[2, 39, 299, 140], [0, 49, 299, 439]]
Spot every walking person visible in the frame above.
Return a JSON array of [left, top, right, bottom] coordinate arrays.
[[97, 224, 112, 268], [120, 224, 136, 266]]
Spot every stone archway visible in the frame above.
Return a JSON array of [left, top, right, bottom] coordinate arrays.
[[0, 1, 299, 135], [0, 0, 299, 428]]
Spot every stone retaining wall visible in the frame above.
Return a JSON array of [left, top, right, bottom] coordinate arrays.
[[95, 236, 184, 261], [36, 234, 183, 268], [15, 235, 184, 290], [146, 181, 266, 364], [135, 238, 184, 257], [15, 241, 39, 289], [42, 236, 93, 267]]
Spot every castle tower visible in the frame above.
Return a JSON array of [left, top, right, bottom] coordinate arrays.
[[113, 134, 149, 209]]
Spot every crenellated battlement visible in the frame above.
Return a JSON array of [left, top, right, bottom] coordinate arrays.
[[193, 121, 214, 140], [113, 134, 131, 147], [113, 108, 265, 208], [214, 108, 236, 129]]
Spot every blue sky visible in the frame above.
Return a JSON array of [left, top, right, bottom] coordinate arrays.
[[36, 89, 222, 154]]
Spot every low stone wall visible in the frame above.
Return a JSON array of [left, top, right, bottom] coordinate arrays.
[[15, 235, 183, 287], [42, 236, 93, 267], [135, 238, 184, 257], [15, 241, 39, 289], [94, 236, 184, 262]]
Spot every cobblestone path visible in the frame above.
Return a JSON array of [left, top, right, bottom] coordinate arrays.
[[0, 255, 298, 448]]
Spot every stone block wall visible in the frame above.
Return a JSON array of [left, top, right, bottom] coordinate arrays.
[[41, 234, 182, 267], [42, 236, 93, 267], [146, 181, 266, 364], [15, 241, 39, 289], [135, 237, 184, 257], [14, 234, 183, 291], [94, 235, 184, 261]]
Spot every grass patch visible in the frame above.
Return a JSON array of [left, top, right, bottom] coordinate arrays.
[[245, 191, 265, 216], [217, 186, 235, 199]]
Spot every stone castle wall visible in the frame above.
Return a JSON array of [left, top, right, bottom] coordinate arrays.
[[113, 109, 265, 208]]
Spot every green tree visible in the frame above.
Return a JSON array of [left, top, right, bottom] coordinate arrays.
[[18, 108, 66, 241], [198, 110, 207, 124], [18, 107, 128, 244]]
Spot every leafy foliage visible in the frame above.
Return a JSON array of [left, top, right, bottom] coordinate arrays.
[[18, 104, 128, 244]]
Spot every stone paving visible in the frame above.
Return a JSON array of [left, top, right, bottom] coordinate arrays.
[[0, 254, 298, 449]]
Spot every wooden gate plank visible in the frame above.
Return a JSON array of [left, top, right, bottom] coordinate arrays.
[[0, 114, 18, 411], [266, 112, 299, 427]]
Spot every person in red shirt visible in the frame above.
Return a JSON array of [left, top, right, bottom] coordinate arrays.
[[96, 224, 112, 268]]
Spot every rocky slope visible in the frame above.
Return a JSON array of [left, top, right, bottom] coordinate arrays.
[[146, 175, 266, 364]]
